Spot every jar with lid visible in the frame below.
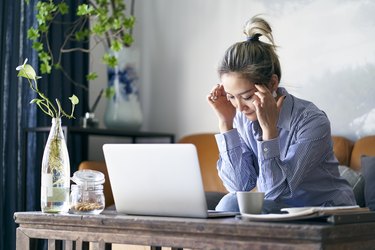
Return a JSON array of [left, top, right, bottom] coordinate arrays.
[[70, 169, 105, 214]]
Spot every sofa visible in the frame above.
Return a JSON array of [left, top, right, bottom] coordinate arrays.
[[332, 135, 375, 209]]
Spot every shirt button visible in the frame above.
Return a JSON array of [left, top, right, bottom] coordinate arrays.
[[264, 147, 268, 152]]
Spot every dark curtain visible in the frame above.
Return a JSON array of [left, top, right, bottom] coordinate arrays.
[[0, 0, 89, 250]]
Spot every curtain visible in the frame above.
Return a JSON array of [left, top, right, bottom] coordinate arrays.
[[0, 0, 88, 249]]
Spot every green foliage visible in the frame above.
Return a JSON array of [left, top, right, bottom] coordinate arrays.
[[26, 0, 135, 91], [16, 59, 79, 119]]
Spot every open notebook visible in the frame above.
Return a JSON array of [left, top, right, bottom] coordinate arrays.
[[103, 143, 237, 218]]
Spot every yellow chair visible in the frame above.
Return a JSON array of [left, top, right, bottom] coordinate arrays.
[[178, 133, 228, 193]]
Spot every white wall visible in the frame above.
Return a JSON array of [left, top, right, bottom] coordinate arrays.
[[89, 0, 375, 159]]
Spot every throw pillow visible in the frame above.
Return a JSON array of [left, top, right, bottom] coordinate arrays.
[[361, 156, 375, 211], [338, 165, 365, 207]]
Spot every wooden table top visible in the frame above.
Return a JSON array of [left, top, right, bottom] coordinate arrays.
[[14, 210, 375, 249]]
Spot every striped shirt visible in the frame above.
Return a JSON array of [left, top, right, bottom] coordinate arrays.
[[215, 87, 356, 207]]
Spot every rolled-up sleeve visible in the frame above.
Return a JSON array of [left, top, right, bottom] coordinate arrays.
[[215, 129, 258, 192]]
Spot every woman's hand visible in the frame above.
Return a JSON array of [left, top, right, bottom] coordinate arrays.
[[207, 84, 236, 132], [252, 84, 285, 140]]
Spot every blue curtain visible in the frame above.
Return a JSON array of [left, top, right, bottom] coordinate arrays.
[[0, 0, 89, 249]]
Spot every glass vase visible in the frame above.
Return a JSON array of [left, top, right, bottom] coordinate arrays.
[[40, 117, 70, 213], [104, 47, 143, 131]]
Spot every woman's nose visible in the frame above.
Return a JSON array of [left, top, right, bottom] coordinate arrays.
[[236, 99, 247, 112]]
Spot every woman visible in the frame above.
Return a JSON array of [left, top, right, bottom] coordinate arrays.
[[207, 16, 356, 212]]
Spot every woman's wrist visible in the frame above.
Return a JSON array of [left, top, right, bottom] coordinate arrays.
[[262, 128, 278, 141], [219, 120, 233, 133]]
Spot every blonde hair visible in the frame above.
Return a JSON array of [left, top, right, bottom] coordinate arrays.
[[218, 16, 281, 85]]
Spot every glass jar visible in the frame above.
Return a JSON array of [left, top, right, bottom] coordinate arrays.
[[70, 169, 105, 214]]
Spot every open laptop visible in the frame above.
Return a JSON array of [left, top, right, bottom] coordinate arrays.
[[102, 143, 238, 218]]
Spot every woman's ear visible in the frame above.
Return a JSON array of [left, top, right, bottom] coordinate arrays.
[[270, 74, 279, 93]]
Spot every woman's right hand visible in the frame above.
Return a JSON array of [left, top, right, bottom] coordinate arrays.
[[207, 84, 236, 132]]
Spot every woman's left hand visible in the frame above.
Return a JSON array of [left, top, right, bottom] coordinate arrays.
[[252, 85, 285, 140]]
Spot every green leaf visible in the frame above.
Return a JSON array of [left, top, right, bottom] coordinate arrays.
[[77, 4, 94, 16], [92, 23, 106, 35], [18, 64, 37, 80], [110, 40, 122, 52], [124, 16, 136, 29], [39, 24, 48, 33], [123, 33, 134, 46], [32, 42, 43, 52], [54, 63, 61, 70], [75, 29, 90, 41], [69, 95, 79, 105], [112, 18, 122, 30], [39, 51, 51, 63], [104, 86, 115, 99], [103, 53, 118, 68], [58, 2, 69, 15], [27, 28, 39, 40], [41, 62, 52, 74], [86, 72, 98, 81]]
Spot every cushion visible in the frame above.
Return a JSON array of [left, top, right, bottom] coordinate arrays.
[[350, 136, 375, 171], [332, 136, 354, 166], [361, 156, 375, 211], [338, 165, 365, 207]]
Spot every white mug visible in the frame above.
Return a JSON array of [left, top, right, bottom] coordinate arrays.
[[236, 191, 265, 214]]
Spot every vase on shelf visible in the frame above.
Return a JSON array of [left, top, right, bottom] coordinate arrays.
[[104, 47, 143, 131], [40, 117, 70, 213]]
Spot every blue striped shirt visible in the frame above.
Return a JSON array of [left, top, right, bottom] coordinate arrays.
[[215, 88, 356, 207]]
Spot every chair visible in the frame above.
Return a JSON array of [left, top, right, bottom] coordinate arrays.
[[178, 133, 228, 209], [178, 133, 228, 193], [77, 160, 115, 208]]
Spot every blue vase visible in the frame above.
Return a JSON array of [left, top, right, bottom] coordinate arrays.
[[104, 48, 143, 131]]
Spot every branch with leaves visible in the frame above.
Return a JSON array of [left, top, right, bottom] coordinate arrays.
[[16, 59, 79, 119], [25, 0, 135, 90]]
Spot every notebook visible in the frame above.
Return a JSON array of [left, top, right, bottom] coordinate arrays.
[[102, 143, 237, 218]]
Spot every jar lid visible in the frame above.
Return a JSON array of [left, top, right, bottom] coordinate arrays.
[[71, 169, 105, 186]]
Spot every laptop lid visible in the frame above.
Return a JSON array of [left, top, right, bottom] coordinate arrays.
[[103, 143, 212, 218]]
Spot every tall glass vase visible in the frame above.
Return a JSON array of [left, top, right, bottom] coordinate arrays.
[[40, 117, 70, 213], [104, 47, 143, 131]]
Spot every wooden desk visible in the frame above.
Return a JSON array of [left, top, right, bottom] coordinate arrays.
[[14, 211, 375, 250]]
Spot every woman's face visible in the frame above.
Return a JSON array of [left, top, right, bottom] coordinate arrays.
[[221, 72, 259, 121]]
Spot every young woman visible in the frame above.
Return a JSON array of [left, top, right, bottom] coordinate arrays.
[[207, 16, 356, 212]]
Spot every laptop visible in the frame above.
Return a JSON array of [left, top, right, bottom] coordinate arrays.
[[102, 143, 238, 218]]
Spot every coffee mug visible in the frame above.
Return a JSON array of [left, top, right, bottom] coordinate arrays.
[[236, 191, 265, 214]]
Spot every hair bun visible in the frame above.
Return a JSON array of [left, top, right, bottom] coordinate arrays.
[[243, 16, 275, 45]]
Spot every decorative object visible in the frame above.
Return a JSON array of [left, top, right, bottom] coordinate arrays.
[[16, 59, 79, 213], [41, 117, 71, 213], [104, 47, 143, 130]]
